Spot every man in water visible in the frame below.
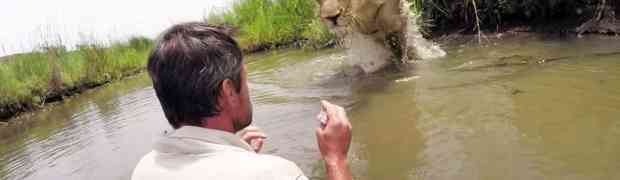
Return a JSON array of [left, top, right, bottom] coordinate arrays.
[[131, 22, 353, 180]]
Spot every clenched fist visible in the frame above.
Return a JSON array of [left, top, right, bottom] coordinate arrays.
[[315, 100, 352, 164]]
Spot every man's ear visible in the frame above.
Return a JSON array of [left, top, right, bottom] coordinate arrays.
[[220, 79, 238, 104]]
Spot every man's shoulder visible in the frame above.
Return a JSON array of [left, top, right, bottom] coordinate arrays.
[[254, 154, 298, 168], [132, 150, 307, 180], [253, 154, 308, 180]]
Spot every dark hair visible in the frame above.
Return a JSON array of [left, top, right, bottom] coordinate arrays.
[[147, 22, 243, 129]]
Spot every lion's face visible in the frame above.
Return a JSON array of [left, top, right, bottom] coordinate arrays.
[[316, 0, 405, 37], [315, 0, 351, 35]]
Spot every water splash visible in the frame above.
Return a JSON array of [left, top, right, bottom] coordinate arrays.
[[401, 1, 446, 60], [342, 0, 446, 74], [345, 33, 393, 74]]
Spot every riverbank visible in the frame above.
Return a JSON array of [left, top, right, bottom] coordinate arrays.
[[0, 37, 154, 121]]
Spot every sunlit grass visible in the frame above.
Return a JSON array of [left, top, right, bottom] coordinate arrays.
[[0, 36, 153, 108], [207, 0, 335, 50]]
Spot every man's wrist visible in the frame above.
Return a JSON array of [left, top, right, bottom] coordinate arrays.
[[323, 157, 352, 180], [324, 158, 348, 168]]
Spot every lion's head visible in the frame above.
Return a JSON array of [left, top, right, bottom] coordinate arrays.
[[315, 0, 446, 73], [315, 0, 406, 39]]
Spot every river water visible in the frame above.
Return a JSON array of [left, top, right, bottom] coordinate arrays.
[[1, 35, 620, 180]]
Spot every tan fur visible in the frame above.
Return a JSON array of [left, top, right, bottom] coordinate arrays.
[[316, 0, 406, 42], [317, 0, 445, 74]]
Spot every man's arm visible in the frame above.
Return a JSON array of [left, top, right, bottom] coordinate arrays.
[[316, 100, 353, 180], [324, 159, 351, 180]]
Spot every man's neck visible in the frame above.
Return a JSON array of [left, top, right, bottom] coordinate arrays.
[[201, 115, 236, 133]]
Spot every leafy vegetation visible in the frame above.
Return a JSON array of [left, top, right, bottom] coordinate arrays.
[[0, 37, 153, 116], [414, 0, 618, 33], [206, 0, 335, 51]]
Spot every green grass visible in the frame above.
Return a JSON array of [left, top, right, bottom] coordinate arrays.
[[0, 36, 153, 108], [206, 0, 335, 50]]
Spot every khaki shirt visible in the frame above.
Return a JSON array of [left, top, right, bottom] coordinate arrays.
[[132, 126, 308, 180]]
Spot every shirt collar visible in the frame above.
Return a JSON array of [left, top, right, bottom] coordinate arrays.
[[156, 126, 254, 153]]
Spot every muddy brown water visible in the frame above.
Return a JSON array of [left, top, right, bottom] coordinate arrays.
[[1, 35, 620, 180]]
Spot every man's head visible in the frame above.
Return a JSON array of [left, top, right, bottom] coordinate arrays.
[[147, 22, 252, 131]]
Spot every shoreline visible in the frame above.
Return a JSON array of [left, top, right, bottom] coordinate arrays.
[[430, 23, 620, 42], [0, 68, 144, 122]]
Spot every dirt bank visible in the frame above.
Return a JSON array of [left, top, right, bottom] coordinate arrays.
[[0, 69, 142, 121]]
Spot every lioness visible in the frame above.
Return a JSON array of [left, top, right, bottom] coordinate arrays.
[[316, 0, 411, 73], [316, 0, 405, 40]]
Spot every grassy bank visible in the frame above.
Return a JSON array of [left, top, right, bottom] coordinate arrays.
[[0, 37, 153, 120], [206, 0, 335, 52]]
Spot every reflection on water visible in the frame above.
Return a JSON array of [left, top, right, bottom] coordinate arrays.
[[348, 35, 620, 180], [0, 74, 168, 180], [1, 35, 620, 180]]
